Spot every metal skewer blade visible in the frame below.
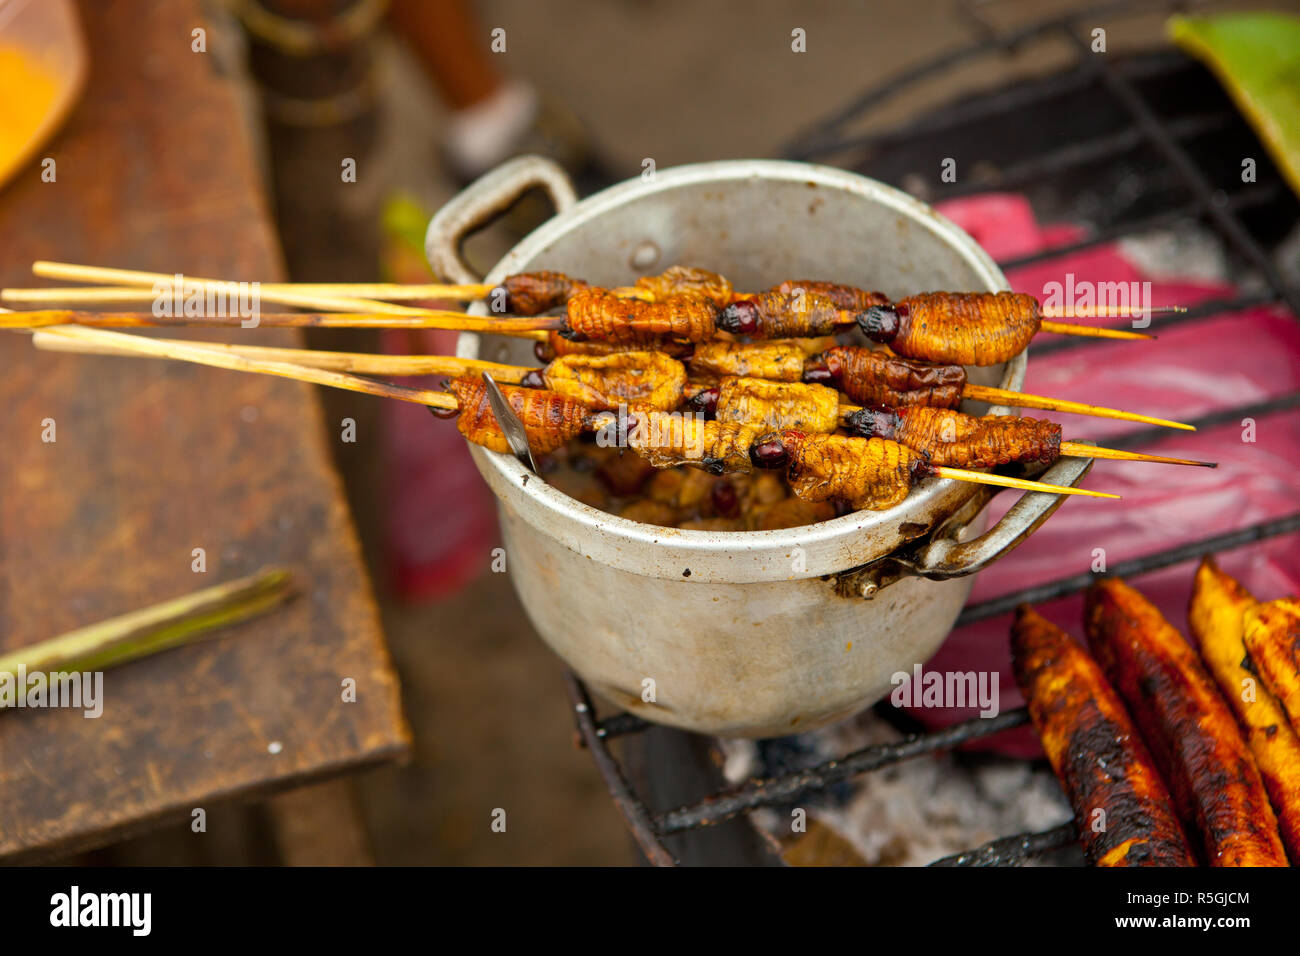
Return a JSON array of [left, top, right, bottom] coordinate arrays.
[[482, 372, 539, 474]]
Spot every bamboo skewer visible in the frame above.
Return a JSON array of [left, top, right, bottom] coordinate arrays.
[[9, 306, 1148, 345], [4, 282, 654, 305], [1037, 321, 1154, 340], [18, 266, 1167, 364], [32, 332, 1196, 453], [22, 262, 1171, 341], [33, 325, 460, 411], [4, 284, 429, 313], [29, 261, 433, 316], [1, 309, 560, 334], [960, 384, 1192, 431], [30, 332, 532, 379], [1043, 305, 1185, 318], [927, 467, 1116, 498], [23, 326, 1112, 500], [32, 333, 1194, 433], [21, 263, 1183, 323], [1056, 442, 1213, 467]]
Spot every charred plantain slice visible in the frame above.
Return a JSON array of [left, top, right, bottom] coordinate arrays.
[[1086, 577, 1288, 866], [1190, 558, 1300, 863], [1011, 605, 1195, 867], [1243, 598, 1300, 740]]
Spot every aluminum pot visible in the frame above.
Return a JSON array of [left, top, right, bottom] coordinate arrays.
[[427, 156, 1089, 738]]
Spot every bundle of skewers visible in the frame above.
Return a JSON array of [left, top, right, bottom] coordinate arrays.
[[1014, 558, 1300, 867], [3, 260, 1213, 528]]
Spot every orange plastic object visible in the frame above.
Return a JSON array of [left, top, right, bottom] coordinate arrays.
[[0, 0, 86, 190]]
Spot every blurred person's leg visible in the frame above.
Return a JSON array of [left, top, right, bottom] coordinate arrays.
[[389, 0, 593, 184], [387, 0, 503, 110]]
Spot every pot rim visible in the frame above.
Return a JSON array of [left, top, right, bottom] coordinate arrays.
[[454, 159, 1020, 583]]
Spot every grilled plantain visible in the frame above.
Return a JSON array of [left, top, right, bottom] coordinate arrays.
[[1086, 577, 1288, 866], [1243, 598, 1300, 737], [1011, 606, 1195, 866], [1190, 558, 1300, 862]]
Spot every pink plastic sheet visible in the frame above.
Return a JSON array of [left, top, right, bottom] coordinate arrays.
[[913, 194, 1300, 755], [381, 326, 498, 600]]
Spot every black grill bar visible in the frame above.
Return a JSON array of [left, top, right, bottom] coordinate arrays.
[[590, 712, 650, 742], [563, 671, 674, 865], [1063, 25, 1300, 317], [783, 0, 1154, 161], [995, 184, 1283, 272], [654, 709, 1030, 836], [801, 52, 1197, 165], [929, 822, 1080, 867], [936, 112, 1233, 202], [955, 511, 1300, 627]]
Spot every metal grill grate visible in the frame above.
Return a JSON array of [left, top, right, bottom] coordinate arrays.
[[565, 0, 1300, 866]]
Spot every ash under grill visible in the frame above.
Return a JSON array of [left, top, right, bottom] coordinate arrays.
[[567, 1, 1300, 866]]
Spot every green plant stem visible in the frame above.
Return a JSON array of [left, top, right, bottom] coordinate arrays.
[[0, 568, 295, 686]]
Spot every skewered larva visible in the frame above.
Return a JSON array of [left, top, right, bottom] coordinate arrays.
[[646, 465, 720, 513], [689, 340, 807, 383], [1086, 578, 1288, 866], [775, 431, 922, 513], [595, 449, 657, 496], [716, 290, 845, 338], [1011, 605, 1195, 866], [751, 496, 837, 530], [767, 279, 890, 312], [446, 376, 590, 454], [491, 270, 589, 316], [849, 406, 1061, 468], [1190, 558, 1300, 862], [858, 292, 1041, 366], [1243, 599, 1300, 737], [563, 288, 718, 344], [534, 329, 693, 362], [624, 412, 763, 475], [541, 351, 686, 411], [618, 498, 680, 527], [809, 346, 967, 409], [635, 265, 734, 308], [714, 377, 841, 435]]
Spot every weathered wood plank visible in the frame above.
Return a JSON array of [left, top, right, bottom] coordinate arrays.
[[0, 0, 410, 861]]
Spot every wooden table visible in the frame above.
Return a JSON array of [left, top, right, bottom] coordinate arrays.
[[0, 0, 410, 862]]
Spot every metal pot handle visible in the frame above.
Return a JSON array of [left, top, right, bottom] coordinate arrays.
[[903, 454, 1094, 578], [425, 155, 579, 284], [840, 455, 1096, 597]]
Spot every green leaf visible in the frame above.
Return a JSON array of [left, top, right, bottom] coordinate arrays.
[[1168, 13, 1300, 198]]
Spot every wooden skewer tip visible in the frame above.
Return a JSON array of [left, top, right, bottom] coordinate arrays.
[[961, 384, 1194, 431], [932, 466, 1120, 499], [1060, 443, 1217, 468]]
